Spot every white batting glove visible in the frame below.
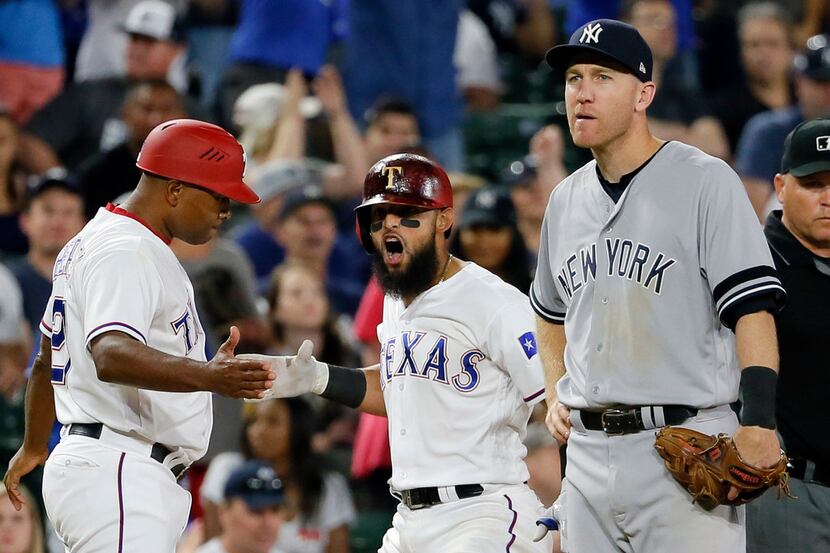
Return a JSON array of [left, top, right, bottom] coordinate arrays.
[[533, 505, 559, 542], [240, 340, 329, 401]]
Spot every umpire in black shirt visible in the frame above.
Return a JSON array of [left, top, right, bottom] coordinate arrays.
[[747, 118, 830, 553]]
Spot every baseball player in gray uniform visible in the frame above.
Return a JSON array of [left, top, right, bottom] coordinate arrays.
[[531, 20, 787, 553]]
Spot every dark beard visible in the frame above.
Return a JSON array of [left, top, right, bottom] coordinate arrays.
[[372, 238, 439, 300]]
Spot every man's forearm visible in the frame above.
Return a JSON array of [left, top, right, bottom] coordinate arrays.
[[358, 366, 386, 416], [536, 315, 567, 405], [90, 333, 209, 392], [23, 348, 57, 452], [735, 311, 778, 371]]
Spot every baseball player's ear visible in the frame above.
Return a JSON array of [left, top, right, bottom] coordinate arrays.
[[166, 180, 185, 206], [437, 207, 455, 233], [773, 173, 786, 203], [636, 82, 656, 112]]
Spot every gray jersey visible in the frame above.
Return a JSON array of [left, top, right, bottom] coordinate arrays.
[[531, 141, 784, 409]]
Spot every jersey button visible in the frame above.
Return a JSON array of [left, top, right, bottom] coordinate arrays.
[[596, 343, 603, 352], [400, 429, 407, 436], [401, 472, 408, 479], [592, 385, 600, 395], [606, 227, 612, 233], [398, 383, 404, 391], [601, 297, 608, 304]]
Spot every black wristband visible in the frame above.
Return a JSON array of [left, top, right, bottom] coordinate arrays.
[[739, 365, 778, 429], [320, 364, 367, 409]]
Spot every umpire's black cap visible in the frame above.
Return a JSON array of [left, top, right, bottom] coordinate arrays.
[[545, 19, 653, 82], [781, 118, 830, 176]]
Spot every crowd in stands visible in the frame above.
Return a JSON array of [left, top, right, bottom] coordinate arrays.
[[1, 1, 829, 552]]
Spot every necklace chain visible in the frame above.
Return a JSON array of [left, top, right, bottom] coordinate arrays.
[[440, 254, 453, 283]]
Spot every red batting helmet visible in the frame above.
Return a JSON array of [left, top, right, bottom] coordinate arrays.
[[354, 153, 453, 253], [136, 119, 259, 204]]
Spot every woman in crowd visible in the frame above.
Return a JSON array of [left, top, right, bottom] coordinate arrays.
[[449, 187, 533, 293], [0, 484, 45, 553], [200, 397, 355, 553], [0, 110, 28, 256]]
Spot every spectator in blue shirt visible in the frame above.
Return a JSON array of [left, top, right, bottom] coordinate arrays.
[[736, 33, 830, 220]]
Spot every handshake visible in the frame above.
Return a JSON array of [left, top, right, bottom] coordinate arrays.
[[239, 340, 329, 401]]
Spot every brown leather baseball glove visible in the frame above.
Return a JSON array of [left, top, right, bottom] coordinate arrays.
[[654, 426, 791, 510]]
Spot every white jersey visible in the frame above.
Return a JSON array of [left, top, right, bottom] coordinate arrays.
[[531, 141, 784, 410], [377, 263, 545, 490], [40, 205, 212, 464]]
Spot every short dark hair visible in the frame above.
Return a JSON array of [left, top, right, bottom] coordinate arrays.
[[364, 96, 417, 127]]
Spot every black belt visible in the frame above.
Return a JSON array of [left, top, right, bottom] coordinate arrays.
[[787, 457, 829, 487], [579, 405, 698, 435], [67, 423, 188, 481], [399, 484, 484, 510]]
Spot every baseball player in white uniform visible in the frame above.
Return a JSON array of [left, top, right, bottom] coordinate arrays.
[[531, 20, 787, 553], [3, 119, 275, 552], [245, 153, 554, 552]]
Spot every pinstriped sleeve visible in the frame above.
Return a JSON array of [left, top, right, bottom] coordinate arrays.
[[699, 160, 785, 329]]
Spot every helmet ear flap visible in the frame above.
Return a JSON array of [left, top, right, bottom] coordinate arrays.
[[355, 209, 376, 254]]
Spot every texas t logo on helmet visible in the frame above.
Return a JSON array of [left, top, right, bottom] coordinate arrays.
[[383, 165, 404, 191]]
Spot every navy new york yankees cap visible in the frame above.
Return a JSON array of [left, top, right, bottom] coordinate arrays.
[[781, 118, 830, 176], [545, 19, 653, 83]]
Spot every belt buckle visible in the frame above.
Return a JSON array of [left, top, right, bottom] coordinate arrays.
[[172, 463, 189, 483], [601, 408, 635, 435], [400, 489, 426, 510]]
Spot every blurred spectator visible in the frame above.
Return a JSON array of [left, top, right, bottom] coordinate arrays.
[[502, 126, 568, 259], [195, 460, 285, 553], [523, 422, 562, 508], [265, 261, 360, 453], [455, 10, 503, 112], [20, 0, 196, 173], [74, 0, 187, 83], [0, 484, 45, 553], [793, 0, 830, 46], [566, 0, 696, 56], [264, 261, 358, 367], [348, 277, 392, 490], [272, 185, 366, 316], [736, 33, 830, 219], [0, 0, 64, 125], [232, 72, 322, 173], [0, 263, 28, 400], [466, 0, 556, 59], [623, 0, 730, 159], [8, 170, 85, 336], [447, 172, 486, 223], [185, 0, 239, 110], [344, 1, 464, 170], [711, 2, 795, 153], [449, 187, 532, 293], [0, 264, 34, 513], [217, 0, 349, 126], [170, 237, 267, 356], [234, 165, 369, 313], [0, 110, 28, 257], [77, 79, 187, 218], [201, 398, 356, 553]]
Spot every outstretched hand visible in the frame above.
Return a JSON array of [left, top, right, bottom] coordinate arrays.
[[205, 326, 274, 399], [239, 339, 327, 402]]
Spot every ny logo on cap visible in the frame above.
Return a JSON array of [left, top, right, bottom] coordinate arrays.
[[382, 166, 403, 190], [580, 22, 603, 44], [817, 136, 830, 151]]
